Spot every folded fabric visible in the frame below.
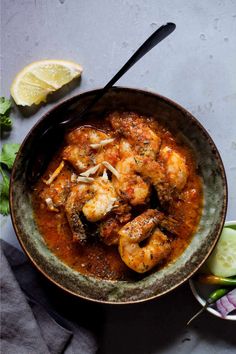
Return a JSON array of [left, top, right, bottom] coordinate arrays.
[[0, 240, 98, 354]]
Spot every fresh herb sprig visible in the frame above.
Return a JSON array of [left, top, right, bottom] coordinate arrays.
[[0, 143, 20, 215], [0, 97, 12, 131]]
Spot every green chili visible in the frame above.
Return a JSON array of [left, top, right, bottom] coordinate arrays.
[[197, 274, 236, 286], [187, 288, 229, 326]]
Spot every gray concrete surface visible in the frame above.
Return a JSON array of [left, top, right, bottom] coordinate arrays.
[[1, 1, 236, 353]]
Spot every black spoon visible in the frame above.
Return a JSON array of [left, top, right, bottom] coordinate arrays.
[[27, 22, 176, 183]]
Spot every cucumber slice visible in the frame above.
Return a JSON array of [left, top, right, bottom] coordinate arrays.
[[206, 227, 236, 277]]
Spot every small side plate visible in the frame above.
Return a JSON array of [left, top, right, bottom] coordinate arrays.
[[189, 220, 236, 321]]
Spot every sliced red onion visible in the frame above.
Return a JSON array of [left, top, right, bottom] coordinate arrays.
[[216, 289, 236, 317]]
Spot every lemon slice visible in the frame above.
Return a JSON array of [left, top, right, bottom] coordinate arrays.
[[206, 227, 236, 277], [10, 60, 83, 106]]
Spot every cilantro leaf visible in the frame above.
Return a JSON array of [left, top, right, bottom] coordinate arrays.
[[0, 115, 12, 130], [0, 97, 12, 133], [0, 143, 20, 215], [0, 101, 18, 215], [0, 143, 20, 169], [0, 97, 11, 115], [0, 167, 10, 215]]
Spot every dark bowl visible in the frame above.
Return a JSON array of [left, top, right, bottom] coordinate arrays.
[[10, 87, 227, 304]]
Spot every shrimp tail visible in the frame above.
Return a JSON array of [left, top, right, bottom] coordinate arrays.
[[65, 185, 89, 244], [159, 214, 179, 235], [152, 209, 179, 236], [66, 209, 87, 243]]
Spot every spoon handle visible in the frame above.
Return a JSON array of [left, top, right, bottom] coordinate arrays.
[[60, 22, 176, 126], [105, 22, 176, 89]]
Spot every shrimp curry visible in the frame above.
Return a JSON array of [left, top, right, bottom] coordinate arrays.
[[32, 112, 203, 280]]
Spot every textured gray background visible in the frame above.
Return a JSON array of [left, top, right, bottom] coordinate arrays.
[[1, 0, 236, 353]]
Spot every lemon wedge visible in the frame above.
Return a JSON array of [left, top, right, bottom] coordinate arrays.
[[206, 227, 236, 277], [10, 60, 83, 106]]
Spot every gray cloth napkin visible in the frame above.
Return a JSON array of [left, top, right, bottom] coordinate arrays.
[[0, 240, 98, 354]]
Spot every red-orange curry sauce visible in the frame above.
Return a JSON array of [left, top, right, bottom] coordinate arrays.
[[32, 113, 203, 281]]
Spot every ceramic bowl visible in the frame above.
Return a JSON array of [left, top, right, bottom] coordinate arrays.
[[189, 220, 236, 320], [10, 87, 227, 303]]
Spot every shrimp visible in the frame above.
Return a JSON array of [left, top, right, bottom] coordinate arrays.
[[118, 209, 173, 273], [62, 127, 106, 172], [113, 153, 184, 207], [62, 126, 119, 173], [108, 112, 161, 159], [159, 145, 189, 191], [65, 177, 118, 242], [109, 112, 188, 202], [110, 115, 164, 206], [83, 177, 117, 222], [113, 156, 151, 205], [113, 154, 171, 206], [133, 145, 189, 204], [135, 157, 173, 205], [111, 138, 151, 205]]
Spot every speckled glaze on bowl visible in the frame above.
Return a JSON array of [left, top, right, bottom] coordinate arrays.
[[10, 87, 227, 304]]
